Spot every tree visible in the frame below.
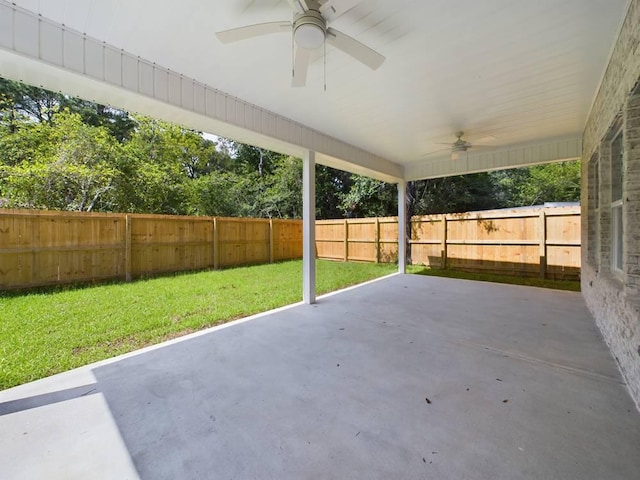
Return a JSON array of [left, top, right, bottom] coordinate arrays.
[[338, 175, 397, 218], [0, 77, 136, 140], [188, 171, 251, 217], [114, 117, 193, 214], [0, 111, 120, 211], [493, 161, 581, 206], [316, 165, 353, 219], [261, 156, 303, 219], [233, 142, 281, 176], [62, 97, 136, 141], [410, 173, 502, 216], [0, 77, 62, 126]]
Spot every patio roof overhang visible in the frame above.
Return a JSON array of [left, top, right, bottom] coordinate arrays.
[[0, 0, 629, 182]]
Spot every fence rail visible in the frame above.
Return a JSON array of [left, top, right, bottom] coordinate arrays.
[[0, 206, 580, 290]]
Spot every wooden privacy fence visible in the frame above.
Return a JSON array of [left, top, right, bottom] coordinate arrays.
[[0, 205, 580, 290], [316, 205, 581, 280], [316, 217, 399, 263], [0, 209, 302, 289], [410, 206, 580, 279]]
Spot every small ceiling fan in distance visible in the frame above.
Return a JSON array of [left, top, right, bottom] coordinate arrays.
[[215, 0, 385, 87], [423, 131, 497, 160]]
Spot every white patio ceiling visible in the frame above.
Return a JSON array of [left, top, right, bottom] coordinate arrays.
[[0, 0, 630, 182]]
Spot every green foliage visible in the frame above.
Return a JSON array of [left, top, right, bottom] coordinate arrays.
[[0, 112, 120, 211], [115, 117, 194, 214], [409, 172, 502, 216], [261, 156, 303, 218], [189, 171, 262, 217], [0, 77, 61, 126], [233, 142, 280, 176], [339, 175, 397, 217], [0, 77, 136, 140], [316, 165, 353, 219], [493, 161, 581, 206]]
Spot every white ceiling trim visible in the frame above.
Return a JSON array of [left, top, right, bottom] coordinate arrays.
[[404, 136, 582, 181], [0, 1, 403, 183]]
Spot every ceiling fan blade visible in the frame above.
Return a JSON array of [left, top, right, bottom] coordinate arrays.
[[288, 0, 309, 13], [421, 148, 452, 158], [319, 0, 361, 22], [471, 135, 497, 145], [216, 21, 291, 44], [326, 27, 385, 70], [292, 47, 312, 87]]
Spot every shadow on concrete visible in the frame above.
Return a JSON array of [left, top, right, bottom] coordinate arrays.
[[0, 384, 99, 416]]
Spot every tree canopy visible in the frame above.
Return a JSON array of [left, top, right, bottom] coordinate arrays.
[[0, 78, 580, 218]]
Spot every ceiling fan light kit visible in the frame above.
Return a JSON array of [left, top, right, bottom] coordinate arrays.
[[294, 11, 326, 50], [215, 0, 385, 87]]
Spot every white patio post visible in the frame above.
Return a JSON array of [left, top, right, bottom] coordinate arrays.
[[303, 150, 316, 304], [397, 180, 407, 274]]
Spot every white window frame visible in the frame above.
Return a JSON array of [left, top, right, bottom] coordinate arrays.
[[611, 199, 623, 273], [591, 154, 600, 264], [610, 129, 624, 275]]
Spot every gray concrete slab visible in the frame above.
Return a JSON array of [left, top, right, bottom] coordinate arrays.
[[1, 274, 639, 479]]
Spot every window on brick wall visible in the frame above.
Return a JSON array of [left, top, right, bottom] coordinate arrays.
[[589, 153, 600, 263], [611, 129, 623, 274]]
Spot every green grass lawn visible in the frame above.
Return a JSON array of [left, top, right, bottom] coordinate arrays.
[[0, 260, 396, 390]]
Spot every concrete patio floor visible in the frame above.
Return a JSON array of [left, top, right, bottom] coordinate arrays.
[[1, 274, 639, 479]]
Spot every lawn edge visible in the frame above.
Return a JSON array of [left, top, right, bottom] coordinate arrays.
[[0, 272, 400, 400]]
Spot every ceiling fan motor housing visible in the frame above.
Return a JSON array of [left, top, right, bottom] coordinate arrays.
[[452, 141, 470, 152], [452, 131, 470, 151], [294, 10, 326, 49]]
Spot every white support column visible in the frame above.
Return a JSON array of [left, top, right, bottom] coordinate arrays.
[[303, 151, 316, 304], [397, 180, 407, 274]]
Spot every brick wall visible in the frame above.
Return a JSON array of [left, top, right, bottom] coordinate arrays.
[[581, 0, 640, 409]]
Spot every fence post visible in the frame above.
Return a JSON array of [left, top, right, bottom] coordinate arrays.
[[375, 217, 380, 263], [269, 219, 274, 264], [343, 219, 349, 262], [441, 215, 448, 269], [539, 211, 547, 278], [125, 214, 132, 282], [213, 217, 219, 270]]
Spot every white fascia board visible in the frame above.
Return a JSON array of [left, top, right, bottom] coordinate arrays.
[[404, 136, 582, 181], [0, 1, 402, 183]]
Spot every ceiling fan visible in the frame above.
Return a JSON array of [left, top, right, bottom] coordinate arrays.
[[215, 0, 385, 87], [423, 131, 497, 160]]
